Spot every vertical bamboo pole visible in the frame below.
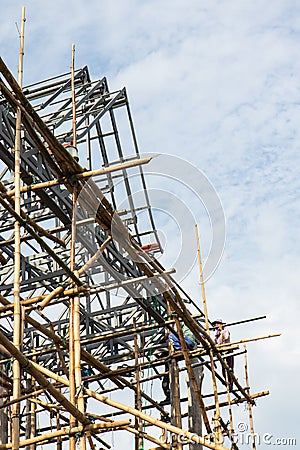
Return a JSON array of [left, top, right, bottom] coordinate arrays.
[[74, 269, 86, 450], [24, 373, 31, 450], [70, 43, 86, 450], [173, 316, 210, 434], [68, 43, 77, 450], [56, 408, 62, 450], [195, 224, 222, 444], [71, 43, 77, 148], [29, 356, 37, 450], [243, 344, 256, 450], [133, 318, 143, 450], [170, 350, 183, 450], [0, 361, 8, 445], [12, 7, 26, 450], [224, 371, 234, 445], [187, 357, 203, 450], [167, 299, 182, 450]]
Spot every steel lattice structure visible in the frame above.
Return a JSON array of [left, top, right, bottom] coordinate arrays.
[[0, 57, 269, 450]]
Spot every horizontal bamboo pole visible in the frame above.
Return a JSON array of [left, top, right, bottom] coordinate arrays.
[[205, 390, 269, 411], [217, 334, 281, 349], [0, 420, 130, 449], [5, 156, 156, 197], [85, 387, 229, 450]]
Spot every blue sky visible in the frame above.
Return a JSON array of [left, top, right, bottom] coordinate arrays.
[[1, 1, 300, 448]]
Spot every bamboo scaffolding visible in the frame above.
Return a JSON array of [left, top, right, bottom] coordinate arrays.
[[12, 8, 26, 450], [0, 49, 275, 450]]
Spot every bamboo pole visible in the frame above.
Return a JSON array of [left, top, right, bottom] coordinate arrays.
[[224, 370, 234, 447], [133, 318, 143, 450], [166, 298, 183, 450], [0, 361, 8, 445], [205, 391, 269, 411], [195, 224, 222, 444], [68, 45, 77, 450], [74, 270, 86, 450], [217, 334, 281, 348], [174, 316, 211, 435], [5, 156, 156, 197], [29, 377, 36, 450], [85, 433, 96, 450], [0, 421, 130, 449], [56, 405, 62, 450], [12, 8, 26, 450], [0, 389, 44, 411], [84, 388, 229, 450], [71, 43, 77, 148], [243, 344, 256, 450], [83, 412, 168, 450]]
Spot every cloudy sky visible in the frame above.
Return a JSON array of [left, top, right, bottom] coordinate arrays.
[[1, 0, 300, 448]]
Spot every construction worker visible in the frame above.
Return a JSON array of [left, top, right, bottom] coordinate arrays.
[[167, 323, 196, 351], [213, 319, 234, 389], [157, 323, 196, 405]]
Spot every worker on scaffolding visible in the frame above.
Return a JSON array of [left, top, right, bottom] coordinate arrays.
[[155, 323, 196, 405], [213, 319, 234, 389]]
